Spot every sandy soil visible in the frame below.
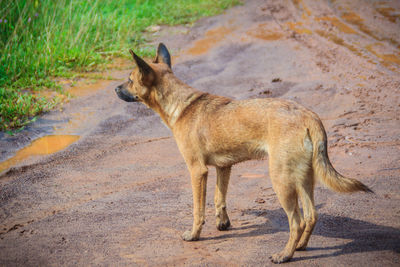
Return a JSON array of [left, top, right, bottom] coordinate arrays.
[[1, 0, 399, 265]]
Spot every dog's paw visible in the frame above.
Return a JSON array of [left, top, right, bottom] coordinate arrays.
[[181, 230, 199, 241], [217, 219, 231, 231], [269, 252, 291, 264]]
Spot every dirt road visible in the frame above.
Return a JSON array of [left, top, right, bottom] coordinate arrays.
[[1, 0, 399, 265]]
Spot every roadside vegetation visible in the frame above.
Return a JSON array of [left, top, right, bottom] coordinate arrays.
[[0, 0, 239, 131]]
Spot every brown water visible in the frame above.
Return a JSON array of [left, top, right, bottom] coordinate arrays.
[[0, 135, 79, 173]]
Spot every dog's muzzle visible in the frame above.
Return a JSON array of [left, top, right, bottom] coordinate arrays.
[[115, 85, 139, 102]]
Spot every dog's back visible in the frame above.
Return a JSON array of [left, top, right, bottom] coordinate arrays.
[[174, 96, 317, 166]]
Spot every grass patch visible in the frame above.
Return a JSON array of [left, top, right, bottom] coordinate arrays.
[[0, 88, 60, 131], [0, 0, 240, 131]]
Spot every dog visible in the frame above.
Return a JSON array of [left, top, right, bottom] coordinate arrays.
[[115, 43, 372, 263]]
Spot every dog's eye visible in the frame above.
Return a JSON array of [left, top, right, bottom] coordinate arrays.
[[128, 78, 133, 83]]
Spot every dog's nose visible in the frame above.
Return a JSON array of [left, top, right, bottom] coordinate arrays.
[[115, 85, 121, 93]]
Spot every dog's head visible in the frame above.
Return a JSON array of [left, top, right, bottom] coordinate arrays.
[[115, 43, 171, 103]]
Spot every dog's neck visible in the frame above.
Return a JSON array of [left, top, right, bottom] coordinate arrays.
[[144, 74, 203, 128]]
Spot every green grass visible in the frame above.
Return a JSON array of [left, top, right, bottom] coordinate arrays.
[[0, 88, 59, 132], [0, 0, 240, 131]]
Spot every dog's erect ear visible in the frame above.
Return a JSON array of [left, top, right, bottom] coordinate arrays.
[[129, 49, 155, 86], [154, 43, 171, 68]]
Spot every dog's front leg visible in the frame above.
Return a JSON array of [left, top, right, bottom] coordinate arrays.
[[182, 163, 208, 241], [215, 166, 231, 230]]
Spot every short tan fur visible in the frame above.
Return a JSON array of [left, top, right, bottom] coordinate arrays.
[[115, 43, 372, 263]]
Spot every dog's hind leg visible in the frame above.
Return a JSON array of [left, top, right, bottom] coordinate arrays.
[[296, 180, 317, 250], [268, 156, 305, 263], [215, 166, 232, 231], [182, 162, 208, 241]]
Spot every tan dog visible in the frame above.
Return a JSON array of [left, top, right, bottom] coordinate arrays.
[[115, 43, 372, 263]]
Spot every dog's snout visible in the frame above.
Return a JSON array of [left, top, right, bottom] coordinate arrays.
[[115, 84, 137, 102]]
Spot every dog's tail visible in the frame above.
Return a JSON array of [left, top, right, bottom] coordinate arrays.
[[308, 119, 373, 193]]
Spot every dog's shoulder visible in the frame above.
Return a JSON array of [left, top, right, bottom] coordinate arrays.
[[178, 93, 231, 120]]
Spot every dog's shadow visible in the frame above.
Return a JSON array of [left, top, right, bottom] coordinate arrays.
[[204, 205, 400, 261]]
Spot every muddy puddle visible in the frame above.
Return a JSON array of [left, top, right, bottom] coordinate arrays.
[[0, 67, 127, 173], [0, 135, 79, 173]]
